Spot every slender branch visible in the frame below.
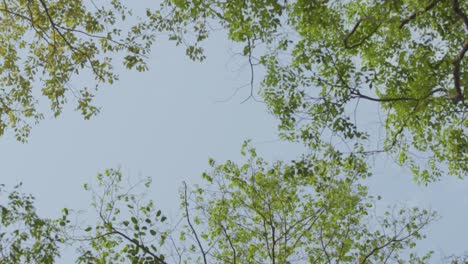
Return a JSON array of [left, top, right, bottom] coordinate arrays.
[[262, 218, 273, 261], [351, 92, 416, 102], [111, 229, 168, 264], [319, 226, 333, 263], [399, 0, 444, 28], [1, 0, 146, 62], [337, 226, 352, 261], [385, 121, 406, 152], [284, 209, 322, 237], [37, 0, 117, 83], [343, 17, 381, 49], [290, 208, 326, 250], [241, 36, 263, 104], [37, 0, 73, 49], [343, 19, 362, 48], [183, 182, 208, 264], [359, 214, 432, 264], [0, 8, 32, 22], [383, 247, 397, 264], [325, 48, 422, 105], [0, 97, 12, 113], [26, 1, 53, 44], [359, 231, 418, 264], [55, 25, 149, 59], [72, 231, 115, 242], [219, 223, 237, 264], [169, 236, 183, 264], [268, 201, 276, 264], [350, 88, 445, 103]]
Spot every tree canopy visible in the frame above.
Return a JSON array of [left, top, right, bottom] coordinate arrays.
[[0, 147, 445, 263], [149, 0, 468, 181], [178, 144, 436, 263]]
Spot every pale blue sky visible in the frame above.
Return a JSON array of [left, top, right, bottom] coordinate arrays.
[[0, 3, 467, 262]]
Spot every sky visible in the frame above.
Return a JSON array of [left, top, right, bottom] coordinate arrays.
[[0, 3, 467, 263]]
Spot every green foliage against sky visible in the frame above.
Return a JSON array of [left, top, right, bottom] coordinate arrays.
[[150, 0, 468, 181], [0, 0, 153, 141], [0, 0, 467, 263], [0, 148, 442, 263], [0, 183, 64, 263], [0, 0, 465, 181], [180, 144, 436, 263]]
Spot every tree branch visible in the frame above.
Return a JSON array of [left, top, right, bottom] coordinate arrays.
[[450, 0, 468, 104], [183, 182, 207, 264], [111, 228, 168, 264], [37, 0, 113, 83], [452, 0, 468, 29], [350, 88, 445, 103], [359, 213, 432, 264], [219, 223, 237, 264], [343, 17, 381, 49], [399, 0, 444, 28], [452, 39, 468, 103]]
